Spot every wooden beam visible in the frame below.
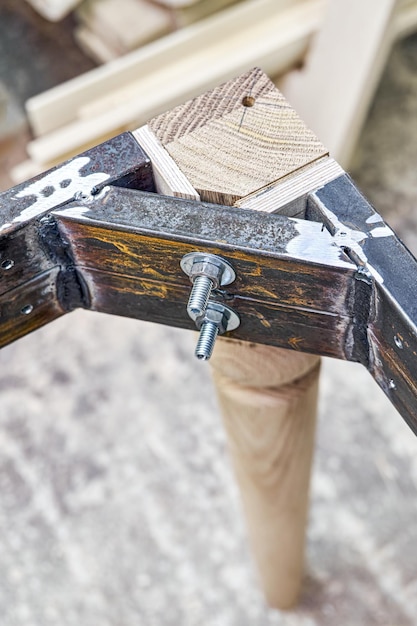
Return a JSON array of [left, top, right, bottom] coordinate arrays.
[[281, 0, 402, 167]]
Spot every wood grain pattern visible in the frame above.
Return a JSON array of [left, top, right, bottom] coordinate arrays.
[[236, 156, 343, 217], [132, 125, 200, 200], [211, 341, 320, 608], [149, 67, 327, 204], [148, 69, 323, 608]]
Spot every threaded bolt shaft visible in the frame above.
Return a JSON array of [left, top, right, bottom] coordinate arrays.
[[187, 275, 214, 320], [195, 321, 219, 360]]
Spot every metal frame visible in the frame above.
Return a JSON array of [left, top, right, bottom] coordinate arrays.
[[1, 132, 417, 432]]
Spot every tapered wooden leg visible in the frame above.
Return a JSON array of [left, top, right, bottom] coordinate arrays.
[[210, 339, 320, 609], [140, 69, 324, 608]]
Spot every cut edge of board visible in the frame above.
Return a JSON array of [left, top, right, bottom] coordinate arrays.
[[132, 125, 200, 200], [235, 156, 343, 217]]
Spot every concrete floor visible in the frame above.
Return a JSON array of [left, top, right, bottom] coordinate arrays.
[[1, 5, 417, 625]]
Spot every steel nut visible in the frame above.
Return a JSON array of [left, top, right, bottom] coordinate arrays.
[[189, 260, 225, 288]]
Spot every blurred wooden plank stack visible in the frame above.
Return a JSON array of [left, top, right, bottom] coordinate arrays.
[[13, 0, 417, 183], [74, 0, 174, 63], [14, 0, 325, 181]]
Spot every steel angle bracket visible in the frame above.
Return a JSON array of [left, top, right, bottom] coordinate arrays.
[[1, 132, 417, 433]]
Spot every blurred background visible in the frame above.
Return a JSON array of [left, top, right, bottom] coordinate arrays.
[[1, 1, 417, 624]]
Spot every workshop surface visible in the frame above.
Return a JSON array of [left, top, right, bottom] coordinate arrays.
[[0, 4, 417, 625]]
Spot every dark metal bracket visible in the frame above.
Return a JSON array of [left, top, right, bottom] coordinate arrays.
[[1, 132, 417, 433]]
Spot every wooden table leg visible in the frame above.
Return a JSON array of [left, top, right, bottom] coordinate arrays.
[[138, 68, 330, 608], [211, 340, 320, 609]]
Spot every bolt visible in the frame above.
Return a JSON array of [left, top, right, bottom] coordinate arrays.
[[181, 252, 236, 320], [194, 302, 240, 361]]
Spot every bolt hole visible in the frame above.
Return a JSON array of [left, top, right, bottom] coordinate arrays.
[[394, 335, 403, 349], [21, 304, 33, 315], [1, 259, 14, 270], [242, 95, 255, 108]]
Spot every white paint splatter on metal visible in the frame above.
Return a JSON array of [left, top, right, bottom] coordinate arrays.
[[56, 206, 94, 219], [287, 219, 355, 269], [12, 157, 109, 225], [370, 225, 394, 238], [366, 213, 383, 224], [54, 186, 111, 219], [312, 196, 387, 283]]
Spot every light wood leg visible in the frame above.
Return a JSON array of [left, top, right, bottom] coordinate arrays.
[[210, 339, 320, 609], [140, 68, 325, 608]]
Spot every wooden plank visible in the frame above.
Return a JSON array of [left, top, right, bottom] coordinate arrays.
[[169, 0, 241, 27], [76, 0, 172, 56], [74, 25, 120, 65], [132, 126, 200, 200], [23, 0, 417, 152], [235, 155, 343, 217], [25, 0, 324, 139], [281, 0, 401, 167], [24, 0, 83, 21], [9, 160, 45, 185]]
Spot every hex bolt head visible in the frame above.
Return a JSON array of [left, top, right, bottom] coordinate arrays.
[[181, 252, 236, 320], [194, 302, 240, 361]]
